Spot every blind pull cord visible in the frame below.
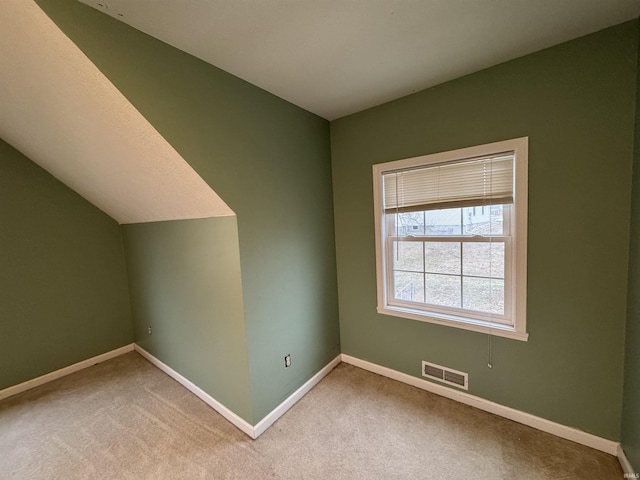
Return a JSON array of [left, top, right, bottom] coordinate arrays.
[[487, 333, 493, 369], [395, 174, 399, 260]]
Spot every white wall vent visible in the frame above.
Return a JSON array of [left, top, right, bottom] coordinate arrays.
[[422, 361, 468, 390]]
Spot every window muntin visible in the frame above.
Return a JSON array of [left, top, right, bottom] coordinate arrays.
[[372, 138, 528, 341]]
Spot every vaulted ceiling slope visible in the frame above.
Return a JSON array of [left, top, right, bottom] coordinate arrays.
[[0, 1, 233, 224], [1, 2, 638, 225], [79, 0, 640, 120]]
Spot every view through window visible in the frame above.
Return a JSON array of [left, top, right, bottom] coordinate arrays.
[[391, 205, 508, 319]]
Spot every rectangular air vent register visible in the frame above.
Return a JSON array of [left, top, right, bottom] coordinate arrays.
[[422, 361, 468, 390]]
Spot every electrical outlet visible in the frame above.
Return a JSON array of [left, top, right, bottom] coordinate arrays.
[[148, 326, 152, 335], [284, 354, 291, 368]]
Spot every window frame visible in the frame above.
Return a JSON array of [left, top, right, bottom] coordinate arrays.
[[372, 138, 528, 341]]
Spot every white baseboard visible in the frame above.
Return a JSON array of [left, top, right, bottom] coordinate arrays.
[[133, 344, 256, 438], [134, 345, 340, 439], [618, 444, 638, 475], [341, 354, 620, 456], [0, 343, 134, 402], [7, 345, 616, 459], [253, 354, 341, 438]]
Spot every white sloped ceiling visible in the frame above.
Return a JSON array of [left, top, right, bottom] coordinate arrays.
[[0, 0, 234, 224]]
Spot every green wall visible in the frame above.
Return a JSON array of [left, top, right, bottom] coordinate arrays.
[[37, 0, 340, 423], [330, 22, 637, 441], [622, 24, 640, 472], [0, 139, 133, 390], [123, 217, 252, 422], [27, 0, 639, 443]]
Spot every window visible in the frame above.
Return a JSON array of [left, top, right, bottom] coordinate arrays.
[[372, 138, 528, 341]]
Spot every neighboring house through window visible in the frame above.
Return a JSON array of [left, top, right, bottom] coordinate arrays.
[[372, 137, 528, 341]]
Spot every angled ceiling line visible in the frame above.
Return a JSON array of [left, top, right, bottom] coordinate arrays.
[[80, 0, 640, 120], [0, 0, 234, 225]]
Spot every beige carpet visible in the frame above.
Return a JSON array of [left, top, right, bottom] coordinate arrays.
[[0, 352, 622, 479]]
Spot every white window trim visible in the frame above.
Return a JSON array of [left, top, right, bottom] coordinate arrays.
[[372, 137, 528, 341]]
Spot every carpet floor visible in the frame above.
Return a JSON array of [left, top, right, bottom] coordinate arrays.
[[0, 352, 623, 479]]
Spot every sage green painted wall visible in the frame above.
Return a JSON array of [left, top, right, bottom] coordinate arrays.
[[0, 138, 133, 390], [622, 24, 640, 472], [330, 22, 637, 441], [37, 0, 340, 423], [122, 217, 252, 422]]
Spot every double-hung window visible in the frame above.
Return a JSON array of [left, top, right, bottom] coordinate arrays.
[[372, 138, 528, 341]]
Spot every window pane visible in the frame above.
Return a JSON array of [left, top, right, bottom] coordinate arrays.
[[425, 242, 460, 275], [394, 241, 424, 272], [463, 205, 505, 235], [396, 212, 424, 235], [425, 208, 461, 235], [462, 242, 505, 278], [425, 274, 461, 308], [463, 278, 504, 314], [394, 272, 424, 302]]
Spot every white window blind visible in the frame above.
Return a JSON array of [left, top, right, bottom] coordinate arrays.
[[383, 154, 514, 213]]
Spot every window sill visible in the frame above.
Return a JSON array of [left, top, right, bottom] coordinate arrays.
[[377, 305, 529, 341]]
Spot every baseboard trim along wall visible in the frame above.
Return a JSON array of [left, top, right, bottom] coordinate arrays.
[[134, 344, 255, 438], [134, 344, 341, 439], [341, 354, 620, 456], [618, 445, 638, 476], [2, 345, 625, 460], [253, 354, 342, 438], [0, 343, 134, 402]]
